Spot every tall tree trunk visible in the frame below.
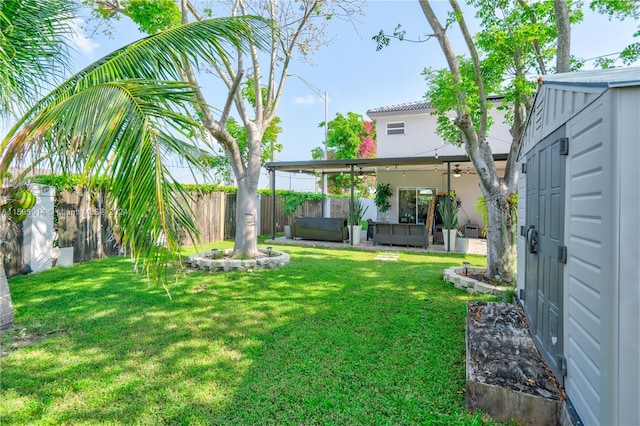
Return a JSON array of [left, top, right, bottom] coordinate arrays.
[[232, 131, 263, 257], [234, 179, 260, 256], [0, 258, 14, 335], [482, 184, 517, 282], [421, 0, 520, 282], [554, 0, 571, 72]]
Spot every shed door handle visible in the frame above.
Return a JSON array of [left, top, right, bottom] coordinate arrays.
[[526, 226, 538, 254]]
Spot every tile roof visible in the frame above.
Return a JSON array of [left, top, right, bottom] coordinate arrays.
[[366, 100, 431, 114]]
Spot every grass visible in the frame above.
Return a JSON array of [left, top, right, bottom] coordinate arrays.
[[1, 241, 500, 425]]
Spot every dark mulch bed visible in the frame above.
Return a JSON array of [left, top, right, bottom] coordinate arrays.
[[466, 301, 560, 399]]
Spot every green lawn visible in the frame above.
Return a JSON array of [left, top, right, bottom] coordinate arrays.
[[1, 242, 499, 425]]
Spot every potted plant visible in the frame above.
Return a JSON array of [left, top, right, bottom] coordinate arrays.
[[437, 196, 459, 251], [374, 183, 392, 222], [344, 198, 368, 245], [457, 231, 470, 253], [282, 193, 306, 239]]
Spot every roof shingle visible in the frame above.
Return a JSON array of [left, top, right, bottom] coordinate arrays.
[[366, 100, 431, 114]]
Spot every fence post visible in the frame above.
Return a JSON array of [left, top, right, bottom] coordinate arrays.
[[22, 184, 55, 272]]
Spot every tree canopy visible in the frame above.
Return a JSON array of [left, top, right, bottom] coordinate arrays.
[[312, 112, 376, 195], [93, 0, 365, 257], [383, 0, 640, 280]]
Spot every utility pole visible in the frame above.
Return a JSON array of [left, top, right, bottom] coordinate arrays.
[[287, 73, 328, 216]]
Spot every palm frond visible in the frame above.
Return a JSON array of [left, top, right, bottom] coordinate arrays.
[[3, 79, 210, 281], [0, 0, 75, 116], [1, 16, 272, 284], [42, 16, 270, 108]]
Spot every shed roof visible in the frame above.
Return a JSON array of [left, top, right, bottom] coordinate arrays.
[[541, 67, 640, 88]]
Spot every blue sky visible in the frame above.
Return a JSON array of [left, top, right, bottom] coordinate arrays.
[[36, 2, 640, 189]]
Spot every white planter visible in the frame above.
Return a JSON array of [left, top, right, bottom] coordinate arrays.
[[284, 225, 293, 239], [349, 225, 362, 245], [443, 229, 457, 251], [457, 237, 470, 253]]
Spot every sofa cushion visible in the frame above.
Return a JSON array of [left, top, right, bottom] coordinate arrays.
[[294, 217, 344, 232], [292, 217, 348, 242]]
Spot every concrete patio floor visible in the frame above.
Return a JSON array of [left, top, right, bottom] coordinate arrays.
[[265, 231, 487, 256]]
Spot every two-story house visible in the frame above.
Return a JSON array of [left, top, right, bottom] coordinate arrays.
[[365, 99, 512, 231], [266, 98, 512, 241]]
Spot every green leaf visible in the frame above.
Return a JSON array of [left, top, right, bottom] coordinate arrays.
[[0, 16, 271, 285]]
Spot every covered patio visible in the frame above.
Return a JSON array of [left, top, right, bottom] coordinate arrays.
[[265, 231, 488, 256], [265, 154, 506, 252]]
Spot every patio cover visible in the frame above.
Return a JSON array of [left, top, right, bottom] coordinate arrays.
[[264, 153, 508, 244]]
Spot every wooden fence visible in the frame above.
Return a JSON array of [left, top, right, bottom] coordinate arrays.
[[57, 190, 121, 262], [2, 187, 356, 277]]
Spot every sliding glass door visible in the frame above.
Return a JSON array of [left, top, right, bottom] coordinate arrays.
[[398, 187, 436, 224]]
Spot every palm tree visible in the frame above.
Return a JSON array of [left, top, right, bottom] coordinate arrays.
[[0, 0, 269, 334]]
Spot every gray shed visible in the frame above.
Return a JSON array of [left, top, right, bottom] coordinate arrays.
[[517, 67, 640, 425]]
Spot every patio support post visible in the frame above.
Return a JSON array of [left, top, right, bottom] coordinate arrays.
[[321, 171, 326, 218], [350, 165, 355, 246], [270, 168, 276, 240], [446, 161, 451, 252]]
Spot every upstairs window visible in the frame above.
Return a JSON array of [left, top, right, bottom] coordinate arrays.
[[386, 122, 405, 135]]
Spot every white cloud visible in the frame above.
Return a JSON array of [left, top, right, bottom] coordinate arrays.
[[293, 94, 317, 105], [69, 18, 100, 56]]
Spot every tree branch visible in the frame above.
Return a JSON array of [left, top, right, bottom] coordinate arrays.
[[418, 1, 464, 109], [185, 0, 203, 21], [449, 0, 488, 140], [516, 0, 548, 74]]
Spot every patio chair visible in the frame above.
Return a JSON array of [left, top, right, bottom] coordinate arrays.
[[366, 219, 375, 241]]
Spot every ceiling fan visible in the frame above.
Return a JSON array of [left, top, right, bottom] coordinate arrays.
[[441, 164, 475, 177]]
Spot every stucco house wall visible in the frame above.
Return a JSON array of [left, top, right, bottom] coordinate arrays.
[[367, 100, 511, 230]]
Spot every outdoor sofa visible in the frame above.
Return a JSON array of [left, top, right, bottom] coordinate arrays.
[[373, 223, 428, 248], [292, 217, 349, 242]]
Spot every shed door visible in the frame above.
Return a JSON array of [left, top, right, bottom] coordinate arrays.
[[524, 126, 566, 382]]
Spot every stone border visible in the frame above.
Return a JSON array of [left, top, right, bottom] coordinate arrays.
[[443, 266, 510, 298], [187, 248, 290, 272]]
